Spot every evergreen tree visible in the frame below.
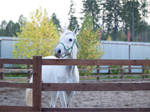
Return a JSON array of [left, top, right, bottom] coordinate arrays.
[[101, 1, 106, 40], [68, 0, 79, 31], [147, 25, 150, 42], [5, 20, 14, 36], [12, 23, 20, 36], [5, 20, 20, 37], [100, 0, 150, 42], [0, 20, 7, 36], [18, 14, 26, 27], [81, 0, 101, 30], [0, 20, 7, 30], [102, 0, 122, 41], [140, 0, 149, 42], [51, 13, 61, 31], [121, 0, 141, 41]]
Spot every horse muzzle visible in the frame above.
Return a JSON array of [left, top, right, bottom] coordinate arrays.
[[55, 48, 62, 58]]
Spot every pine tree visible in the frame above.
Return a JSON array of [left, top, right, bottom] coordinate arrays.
[[81, 0, 101, 30], [140, 0, 149, 42], [121, 0, 141, 41], [12, 7, 59, 59], [68, 0, 79, 31], [0, 20, 7, 36], [5, 20, 20, 37], [51, 13, 61, 31], [0, 20, 7, 30], [77, 15, 104, 76], [18, 14, 26, 27], [102, 0, 122, 41]]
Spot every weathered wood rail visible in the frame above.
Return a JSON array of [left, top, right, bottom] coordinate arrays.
[[79, 65, 150, 80], [1, 61, 149, 81], [0, 56, 150, 112], [0, 63, 32, 81]]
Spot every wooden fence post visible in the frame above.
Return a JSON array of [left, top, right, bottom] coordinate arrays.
[[33, 56, 42, 112], [0, 64, 4, 80], [27, 64, 31, 80], [142, 65, 145, 79], [108, 66, 110, 78], [129, 65, 131, 75], [96, 65, 100, 81], [120, 65, 123, 79]]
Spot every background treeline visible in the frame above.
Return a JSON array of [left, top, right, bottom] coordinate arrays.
[[0, 0, 150, 42], [0, 13, 61, 37], [68, 0, 150, 42], [0, 15, 26, 37]]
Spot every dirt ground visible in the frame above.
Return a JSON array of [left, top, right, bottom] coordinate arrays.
[[0, 79, 150, 108]]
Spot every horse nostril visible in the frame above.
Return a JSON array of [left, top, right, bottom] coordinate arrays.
[[58, 49, 61, 53]]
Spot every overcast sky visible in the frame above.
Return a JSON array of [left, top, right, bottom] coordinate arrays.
[[0, 0, 83, 27], [1, 0, 150, 28]]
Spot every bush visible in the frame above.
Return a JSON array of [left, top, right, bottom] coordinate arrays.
[[110, 66, 121, 75], [145, 58, 150, 75]]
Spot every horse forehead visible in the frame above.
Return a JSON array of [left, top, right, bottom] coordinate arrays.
[[59, 31, 74, 41]]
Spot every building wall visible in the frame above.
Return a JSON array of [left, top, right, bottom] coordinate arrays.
[[101, 41, 150, 60], [100, 41, 150, 73], [0, 37, 15, 67]]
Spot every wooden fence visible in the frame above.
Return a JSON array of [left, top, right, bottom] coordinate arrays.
[[0, 56, 150, 112], [1, 64, 150, 81], [0, 64, 32, 81], [79, 65, 150, 80]]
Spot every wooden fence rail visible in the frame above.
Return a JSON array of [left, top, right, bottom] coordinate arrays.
[[1, 61, 150, 81], [0, 56, 150, 112], [0, 69, 32, 72], [42, 59, 150, 65], [1, 82, 150, 91], [79, 65, 150, 80], [0, 64, 32, 81]]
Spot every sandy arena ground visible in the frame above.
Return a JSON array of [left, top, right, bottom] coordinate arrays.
[[0, 79, 150, 108]]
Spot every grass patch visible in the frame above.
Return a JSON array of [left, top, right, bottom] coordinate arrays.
[[3, 73, 150, 82], [5, 74, 28, 77], [4, 77, 28, 83], [80, 74, 150, 80]]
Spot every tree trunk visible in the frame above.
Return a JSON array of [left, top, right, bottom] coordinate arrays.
[[132, 0, 135, 42], [114, 8, 118, 41], [114, 25, 118, 41]]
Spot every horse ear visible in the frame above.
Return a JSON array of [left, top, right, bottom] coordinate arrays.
[[73, 26, 78, 35]]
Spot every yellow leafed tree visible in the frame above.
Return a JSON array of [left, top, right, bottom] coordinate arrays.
[[77, 15, 105, 76], [12, 7, 59, 59]]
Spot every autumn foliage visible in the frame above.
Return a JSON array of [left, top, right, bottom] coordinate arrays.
[[12, 7, 59, 59], [77, 15, 104, 76]]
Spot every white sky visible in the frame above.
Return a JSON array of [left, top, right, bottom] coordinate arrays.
[[0, 0, 83, 27], [1, 0, 150, 28]]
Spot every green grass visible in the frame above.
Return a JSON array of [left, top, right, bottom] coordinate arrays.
[[4, 74, 29, 83], [5, 74, 28, 77], [80, 74, 150, 80], [4, 77, 28, 83], [3, 73, 150, 82]]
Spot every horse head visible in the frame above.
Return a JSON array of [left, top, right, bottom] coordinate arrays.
[[55, 27, 78, 59]]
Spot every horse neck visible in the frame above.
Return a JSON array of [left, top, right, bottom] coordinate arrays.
[[65, 45, 77, 75], [67, 45, 77, 59]]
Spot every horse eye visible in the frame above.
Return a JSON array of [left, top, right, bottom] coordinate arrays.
[[69, 38, 72, 42]]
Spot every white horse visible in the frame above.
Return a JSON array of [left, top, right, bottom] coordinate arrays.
[[26, 27, 79, 108]]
